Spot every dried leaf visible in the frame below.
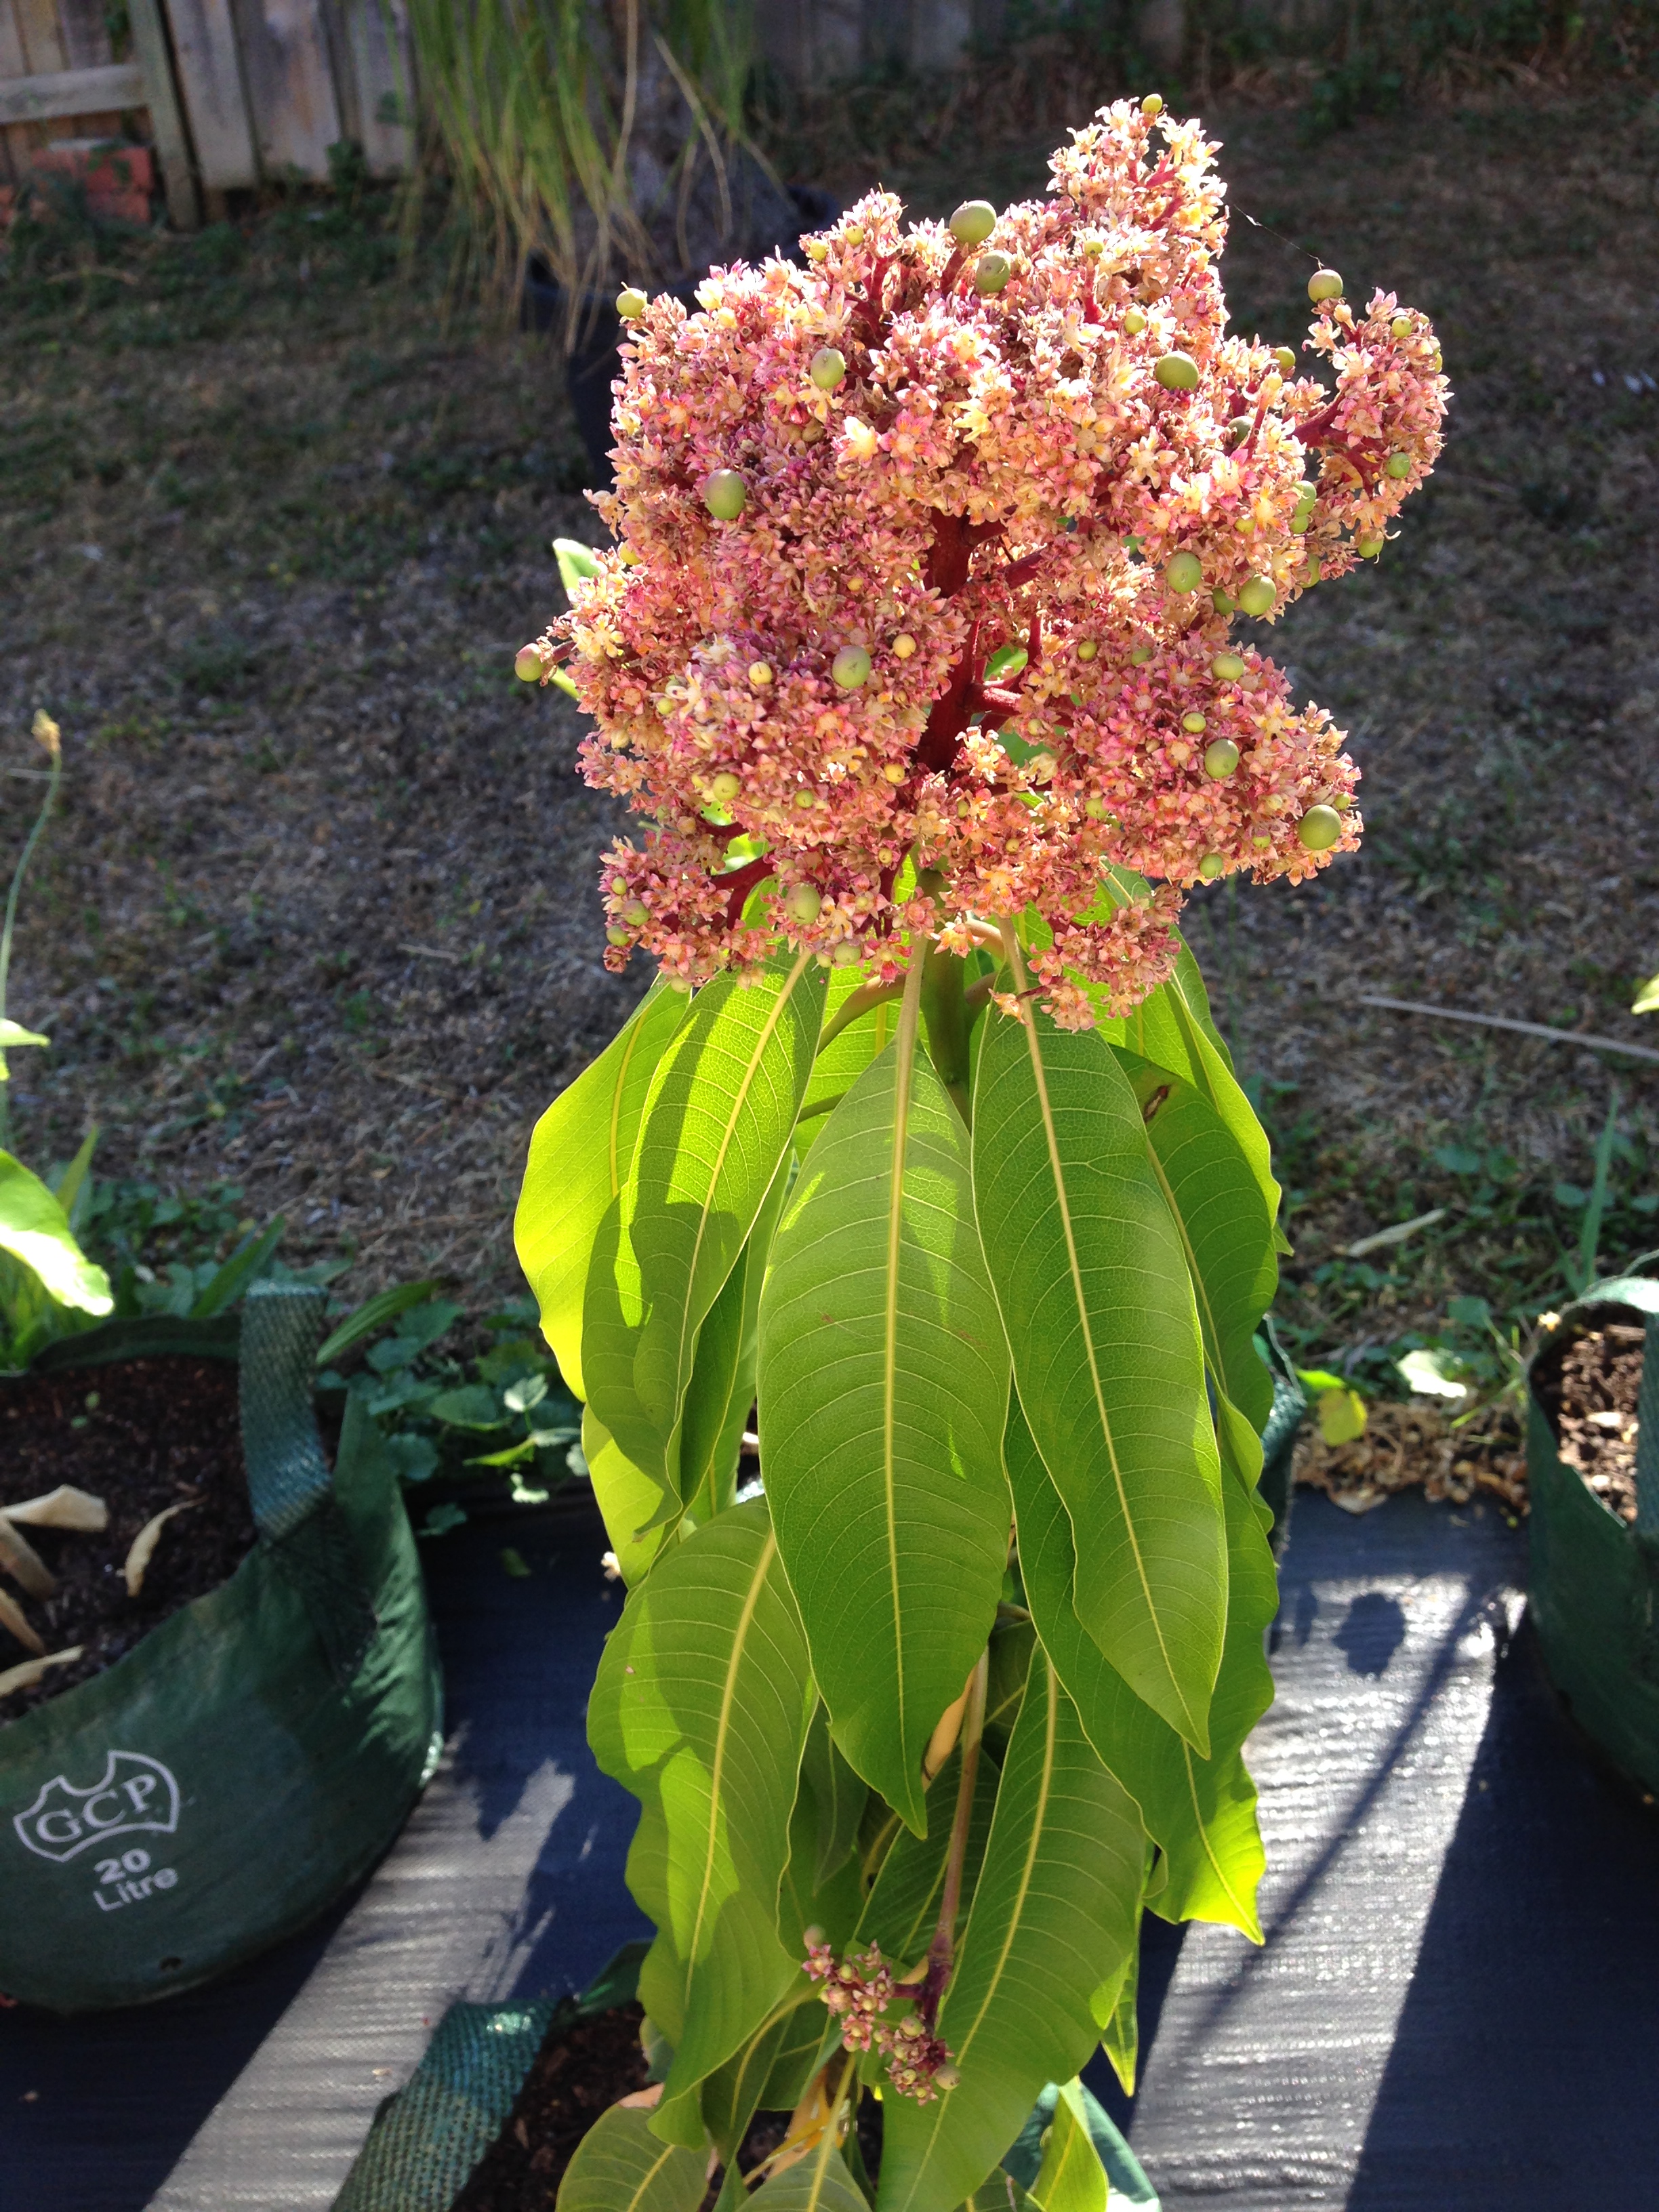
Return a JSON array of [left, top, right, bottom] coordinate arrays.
[[0, 1645, 83, 1700], [5, 1484, 108, 1531], [0, 1584, 47, 1655], [124, 1499, 198, 1597], [0, 1513, 56, 1599]]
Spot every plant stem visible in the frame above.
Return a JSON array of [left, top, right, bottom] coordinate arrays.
[[932, 1648, 988, 1964], [0, 742, 61, 1151]]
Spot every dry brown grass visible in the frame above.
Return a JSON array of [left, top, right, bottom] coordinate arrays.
[[3, 91, 1658, 1337]]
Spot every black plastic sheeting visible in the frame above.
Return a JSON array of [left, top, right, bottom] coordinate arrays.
[[5, 1488, 1658, 2211]]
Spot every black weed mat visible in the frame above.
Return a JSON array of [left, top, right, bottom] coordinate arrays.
[[5, 1490, 1657, 2211]]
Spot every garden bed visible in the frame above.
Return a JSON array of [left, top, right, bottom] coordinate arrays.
[[0, 1355, 255, 1719]]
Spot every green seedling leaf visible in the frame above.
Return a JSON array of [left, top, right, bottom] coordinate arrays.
[[1396, 1347, 1469, 1401], [0, 1150, 113, 1317], [589, 1502, 815, 2139], [594, 952, 825, 1483], [553, 2100, 708, 2212], [761, 1038, 1010, 1832], [972, 1004, 1225, 1750], [420, 1502, 467, 1536], [0, 1021, 49, 1053], [189, 1214, 284, 1317], [1633, 969, 1659, 1015], [314, 1281, 447, 1367], [501, 1547, 531, 1578], [1006, 1397, 1274, 1940], [518, 979, 691, 1403], [52, 1127, 98, 1230], [430, 1382, 510, 1429], [1315, 1387, 1367, 1444], [877, 1651, 1145, 2212], [382, 1432, 439, 1483], [504, 1372, 550, 1414]]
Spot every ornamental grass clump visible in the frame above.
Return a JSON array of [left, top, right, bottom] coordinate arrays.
[[515, 98, 1443, 2211]]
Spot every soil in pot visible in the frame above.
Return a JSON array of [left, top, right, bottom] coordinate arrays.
[[0, 1356, 257, 1723], [1534, 1322, 1643, 1525], [449, 2001, 884, 2211]]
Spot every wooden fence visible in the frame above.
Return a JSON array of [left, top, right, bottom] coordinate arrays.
[[0, 0, 411, 226], [0, 0, 1186, 232]]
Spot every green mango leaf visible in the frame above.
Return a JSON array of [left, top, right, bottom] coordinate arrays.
[[798, 975, 902, 1156], [679, 1152, 790, 1524], [0, 1150, 113, 1316], [1005, 1398, 1274, 1940], [971, 1004, 1225, 1750], [1004, 2080, 1160, 2210], [583, 1402, 677, 1587], [876, 1651, 1145, 2212], [553, 2101, 708, 2212], [799, 1702, 870, 1890], [598, 953, 825, 1483], [700, 2000, 826, 2165], [749, 2143, 869, 2212], [518, 980, 691, 1403], [554, 535, 604, 596], [1097, 1939, 1139, 2097], [1029, 2081, 1108, 2212], [760, 1036, 1010, 1833], [966, 2175, 1038, 2211], [985, 1619, 1034, 1755], [590, 1502, 815, 2135], [1116, 1053, 1276, 1434]]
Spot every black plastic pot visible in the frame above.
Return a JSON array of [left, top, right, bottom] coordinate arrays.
[[0, 1285, 441, 2012], [523, 185, 839, 485], [1527, 1273, 1659, 1797]]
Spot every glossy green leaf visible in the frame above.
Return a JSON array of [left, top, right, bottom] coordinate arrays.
[[700, 1998, 828, 2164], [517, 980, 690, 1402], [0, 1150, 112, 1316], [584, 1402, 676, 1586], [679, 1153, 790, 1524], [314, 1279, 444, 1368], [553, 2100, 708, 2212], [1029, 2082, 1107, 2212], [190, 1214, 285, 1318], [760, 1036, 1010, 1832], [984, 1620, 1034, 1756], [971, 1004, 1225, 1750], [876, 1651, 1145, 2212], [800, 1702, 870, 1889], [1117, 1052, 1275, 1433], [605, 953, 825, 1481], [1097, 1940, 1139, 2096], [590, 1502, 815, 2134], [798, 977, 901, 1154], [966, 2174, 1038, 2211], [750, 2142, 869, 2212], [1005, 1397, 1273, 1940]]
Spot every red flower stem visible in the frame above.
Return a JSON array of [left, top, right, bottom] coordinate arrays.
[[917, 1647, 989, 2028]]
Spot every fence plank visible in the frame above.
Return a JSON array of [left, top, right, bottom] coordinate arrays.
[[232, 0, 341, 180], [165, 0, 258, 188], [11, 0, 65, 72], [56, 0, 112, 69], [129, 0, 200, 225], [342, 0, 407, 177], [0, 60, 143, 123]]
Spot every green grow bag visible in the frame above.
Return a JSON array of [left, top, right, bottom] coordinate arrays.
[[1527, 1273, 1659, 1799], [0, 1283, 443, 2013]]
